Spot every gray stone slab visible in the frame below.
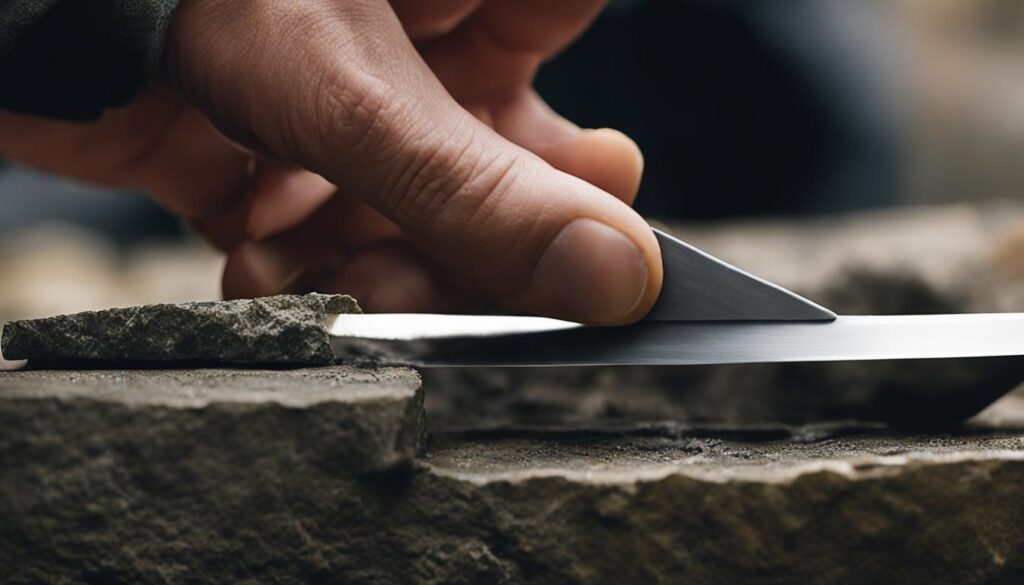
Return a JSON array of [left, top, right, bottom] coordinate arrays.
[[0, 366, 423, 477], [419, 426, 1024, 584], [3, 389, 1024, 584], [1, 293, 359, 366]]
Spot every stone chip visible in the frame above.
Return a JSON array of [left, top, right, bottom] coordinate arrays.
[[1, 293, 359, 366]]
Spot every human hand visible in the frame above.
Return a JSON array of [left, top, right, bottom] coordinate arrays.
[[1, 0, 664, 325]]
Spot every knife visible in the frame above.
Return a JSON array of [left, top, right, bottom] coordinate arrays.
[[330, 229, 1024, 367]]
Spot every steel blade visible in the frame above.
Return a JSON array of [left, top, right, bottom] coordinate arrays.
[[329, 313, 1024, 368], [644, 228, 837, 322]]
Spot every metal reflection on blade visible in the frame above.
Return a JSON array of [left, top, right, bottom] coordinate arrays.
[[329, 313, 1024, 368]]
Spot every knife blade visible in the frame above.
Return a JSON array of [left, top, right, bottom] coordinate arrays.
[[328, 313, 1024, 367], [327, 228, 1024, 368]]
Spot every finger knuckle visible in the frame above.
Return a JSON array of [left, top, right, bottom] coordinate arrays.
[[381, 123, 519, 227], [309, 69, 408, 162]]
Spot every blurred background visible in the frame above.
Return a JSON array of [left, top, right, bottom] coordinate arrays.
[[3, 0, 1024, 319]]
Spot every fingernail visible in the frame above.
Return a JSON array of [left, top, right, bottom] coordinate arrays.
[[241, 241, 307, 295], [533, 219, 648, 324]]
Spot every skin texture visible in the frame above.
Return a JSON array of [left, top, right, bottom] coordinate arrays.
[[0, 0, 663, 325]]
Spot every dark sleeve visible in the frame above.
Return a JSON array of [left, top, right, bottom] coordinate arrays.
[[0, 0, 180, 121]]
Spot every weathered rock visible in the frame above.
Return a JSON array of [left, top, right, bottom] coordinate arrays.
[[0, 366, 423, 474], [426, 203, 1024, 429], [1, 293, 359, 366], [3, 366, 1024, 584], [420, 424, 1024, 585]]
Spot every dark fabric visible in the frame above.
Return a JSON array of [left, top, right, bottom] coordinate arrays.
[[0, 0, 180, 120]]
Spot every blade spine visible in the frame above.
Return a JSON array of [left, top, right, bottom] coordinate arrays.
[[646, 228, 837, 322]]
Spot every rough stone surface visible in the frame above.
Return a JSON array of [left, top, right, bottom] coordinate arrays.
[[3, 365, 1024, 584], [0, 366, 423, 474], [1, 293, 359, 366], [419, 425, 1024, 585], [426, 203, 1024, 429]]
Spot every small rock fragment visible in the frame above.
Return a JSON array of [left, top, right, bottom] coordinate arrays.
[[1, 293, 359, 366]]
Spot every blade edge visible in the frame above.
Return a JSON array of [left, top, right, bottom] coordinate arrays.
[[331, 313, 1024, 367]]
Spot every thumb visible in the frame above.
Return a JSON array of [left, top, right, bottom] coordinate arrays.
[[167, 0, 661, 324], [379, 127, 663, 324]]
